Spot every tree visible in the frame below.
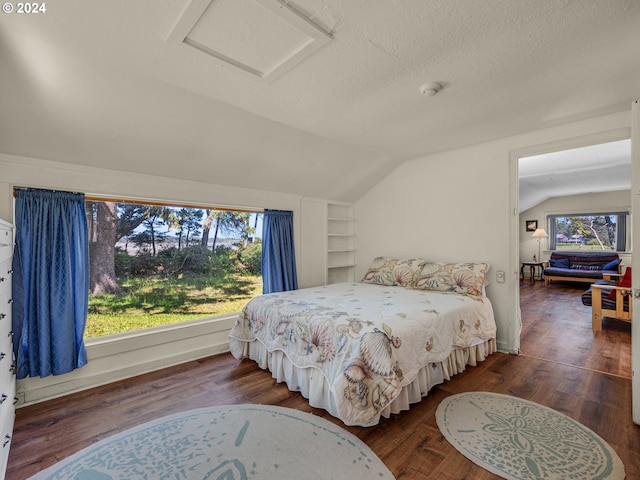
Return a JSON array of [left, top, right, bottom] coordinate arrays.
[[200, 209, 215, 253], [87, 201, 121, 295], [175, 208, 203, 248], [210, 211, 253, 252], [140, 206, 171, 256], [603, 215, 616, 249], [116, 204, 150, 242], [200, 210, 254, 252]]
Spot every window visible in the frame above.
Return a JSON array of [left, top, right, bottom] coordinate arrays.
[[548, 212, 628, 252], [85, 199, 263, 338]]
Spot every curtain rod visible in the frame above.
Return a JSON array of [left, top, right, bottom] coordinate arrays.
[[13, 188, 264, 214]]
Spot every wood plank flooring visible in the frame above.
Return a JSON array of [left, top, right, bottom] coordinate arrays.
[[519, 280, 632, 377], [7, 282, 640, 479]]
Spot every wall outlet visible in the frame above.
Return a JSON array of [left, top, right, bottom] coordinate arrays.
[[496, 270, 505, 283]]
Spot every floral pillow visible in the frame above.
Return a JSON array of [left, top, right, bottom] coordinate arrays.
[[361, 257, 426, 287], [411, 262, 489, 296]]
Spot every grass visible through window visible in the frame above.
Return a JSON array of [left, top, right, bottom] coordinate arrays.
[[86, 272, 261, 337]]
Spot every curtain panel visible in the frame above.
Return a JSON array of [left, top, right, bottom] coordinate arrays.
[[262, 210, 298, 294], [12, 189, 89, 379], [615, 214, 627, 252]]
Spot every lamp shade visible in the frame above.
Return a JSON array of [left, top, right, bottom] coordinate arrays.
[[532, 228, 548, 238]]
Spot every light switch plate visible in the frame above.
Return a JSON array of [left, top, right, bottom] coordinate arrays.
[[496, 270, 505, 283]]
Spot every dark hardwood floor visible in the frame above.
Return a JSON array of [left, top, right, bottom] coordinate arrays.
[[7, 281, 640, 479], [519, 280, 632, 378]]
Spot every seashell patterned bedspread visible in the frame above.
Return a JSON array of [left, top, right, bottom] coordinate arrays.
[[228, 282, 497, 426]]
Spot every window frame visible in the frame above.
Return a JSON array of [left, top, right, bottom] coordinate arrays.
[[546, 211, 629, 252]]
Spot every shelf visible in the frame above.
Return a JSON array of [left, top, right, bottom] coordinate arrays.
[[326, 203, 355, 284]]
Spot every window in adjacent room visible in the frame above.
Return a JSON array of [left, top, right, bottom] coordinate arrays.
[[547, 212, 628, 252], [85, 198, 263, 338]]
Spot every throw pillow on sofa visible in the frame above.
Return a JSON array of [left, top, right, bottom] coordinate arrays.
[[570, 264, 601, 271], [602, 258, 622, 271], [549, 258, 570, 268]]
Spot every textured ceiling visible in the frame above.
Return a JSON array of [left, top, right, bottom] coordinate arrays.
[[1, 0, 639, 202]]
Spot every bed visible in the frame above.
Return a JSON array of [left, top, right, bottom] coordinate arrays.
[[228, 258, 497, 427]]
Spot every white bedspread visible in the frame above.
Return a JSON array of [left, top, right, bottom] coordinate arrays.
[[229, 282, 496, 426]]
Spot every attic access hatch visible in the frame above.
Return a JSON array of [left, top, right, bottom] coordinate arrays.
[[166, 0, 332, 82]]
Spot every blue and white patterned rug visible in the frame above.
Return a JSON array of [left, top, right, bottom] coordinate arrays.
[[29, 404, 395, 480], [436, 392, 625, 480]]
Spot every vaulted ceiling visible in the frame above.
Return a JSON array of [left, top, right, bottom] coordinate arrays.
[[519, 139, 631, 212], [1, 0, 639, 202]]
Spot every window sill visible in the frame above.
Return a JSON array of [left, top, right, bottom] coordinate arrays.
[[17, 313, 239, 407], [85, 313, 239, 359]]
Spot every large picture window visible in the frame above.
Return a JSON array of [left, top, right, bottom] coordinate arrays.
[[85, 199, 263, 338], [548, 212, 628, 252]]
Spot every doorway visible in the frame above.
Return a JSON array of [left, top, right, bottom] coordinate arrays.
[[514, 134, 631, 376]]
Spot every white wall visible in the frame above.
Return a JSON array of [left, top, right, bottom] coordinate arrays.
[[0, 153, 332, 405], [519, 190, 632, 268], [356, 111, 632, 354]]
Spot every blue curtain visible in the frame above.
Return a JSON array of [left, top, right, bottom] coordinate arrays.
[[12, 189, 89, 379], [548, 217, 557, 250], [615, 214, 627, 251], [262, 209, 298, 294]]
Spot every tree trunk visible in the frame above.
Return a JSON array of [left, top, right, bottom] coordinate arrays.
[[150, 225, 157, 256], [604, 216, 616, 248], [211, 218, 220, 252], [89, 202, 121, 295], [201, 210, 214, 252], [589, 219, 605, 250]]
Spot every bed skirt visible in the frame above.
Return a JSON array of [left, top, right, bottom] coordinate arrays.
[[233, 337, 497, 426]]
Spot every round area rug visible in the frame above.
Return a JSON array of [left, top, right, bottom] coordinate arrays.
[[29, 404, 395, 480], [436, 392, 625, 480]]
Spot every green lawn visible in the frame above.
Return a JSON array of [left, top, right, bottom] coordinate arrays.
[[556, 244, 614, 251], [86, 273, 262, 338]]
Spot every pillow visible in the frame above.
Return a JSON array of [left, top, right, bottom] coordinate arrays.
[[608, 267, 631, 299], [361, 257, 426, 287], [570, 264, 601, 271], [549, 258, 570, 268], [411, 262, 489, 296], [602, 258, 621, 271]]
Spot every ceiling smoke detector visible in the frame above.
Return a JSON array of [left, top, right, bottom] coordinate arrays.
[[419, 82, 442, 97]]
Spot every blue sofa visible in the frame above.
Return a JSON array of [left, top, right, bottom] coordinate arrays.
[[543, 251, 622, 285]]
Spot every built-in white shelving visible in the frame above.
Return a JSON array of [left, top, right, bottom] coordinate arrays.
[[326, 203, 356, 284]]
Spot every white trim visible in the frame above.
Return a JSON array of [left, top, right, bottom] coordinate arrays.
[[631, 99, 639, 425], [16, 314, 238, 407], [507, 149, 521, 354], [509, 127, 631, 356]]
